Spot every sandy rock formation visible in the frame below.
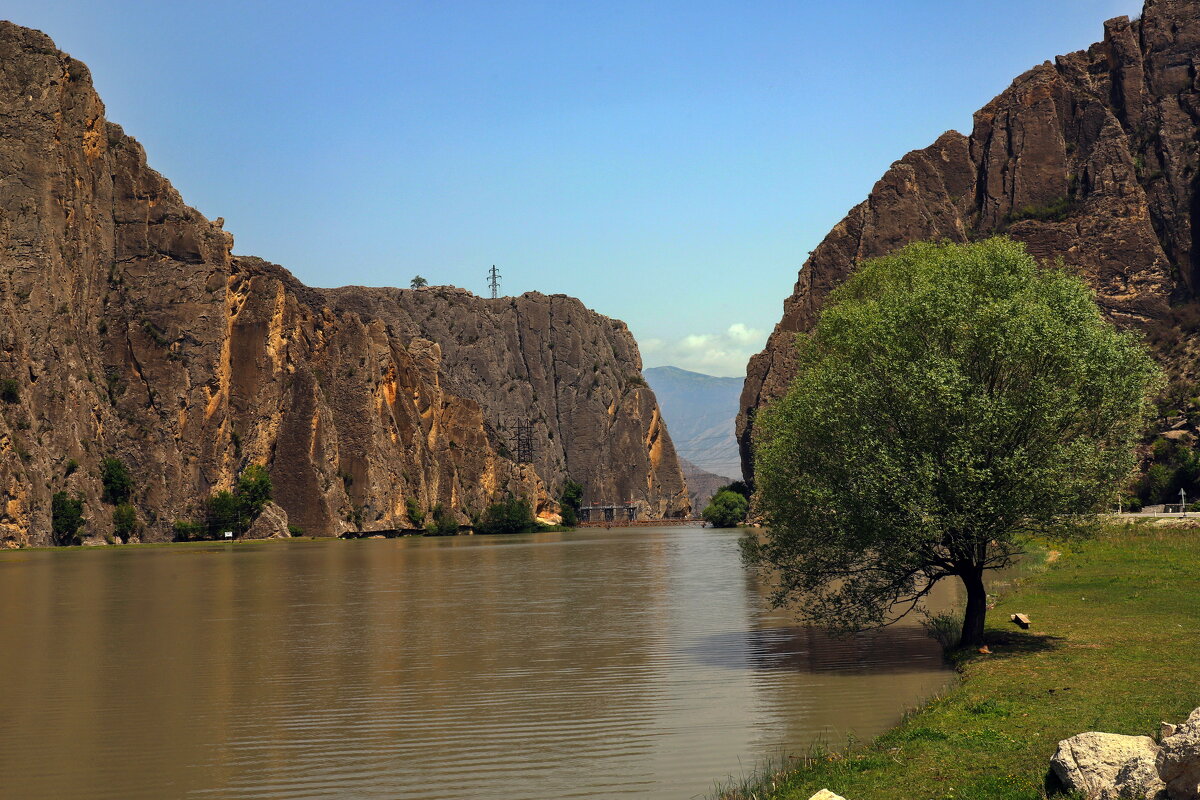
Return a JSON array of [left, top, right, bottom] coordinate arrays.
[[242, 501, 291, 540], [0, 22, 687, 545], [1050, 732, 1165, 800], [1047, 707, 1200, 800], [1159, 708, 1200, 800], [740, 0, 1200, 483]]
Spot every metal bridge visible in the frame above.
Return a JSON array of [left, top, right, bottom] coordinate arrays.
[[579, 501, 638, 523]]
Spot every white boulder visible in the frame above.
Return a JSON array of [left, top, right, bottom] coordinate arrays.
[[1158, 708, 1200, 800], [1050, 732, 1164, 800]]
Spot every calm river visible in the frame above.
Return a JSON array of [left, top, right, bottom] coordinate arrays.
[[0, 526, 957, 799]]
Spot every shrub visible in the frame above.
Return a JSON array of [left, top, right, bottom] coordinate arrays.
[[715, 480, 751, 499], [51, 491, 85, 545], [0, 378, 18, 404], [287, 525, 305, 537], [172, 520, 204, 542], [476, 494, 536, 535], [920, 609, 965, 654], [236, 464, 272, 521], [100, 457, 133, 504], [425, 503, 460, 536], [112, 503, 137, 541], [405, 497, 425, 527], [702, 489, 749, 527], [559, 479, 583, 527]]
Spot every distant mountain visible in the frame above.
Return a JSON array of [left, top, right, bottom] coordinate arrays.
[[679, 458, 733, 514], [644, 366, 742, 481]]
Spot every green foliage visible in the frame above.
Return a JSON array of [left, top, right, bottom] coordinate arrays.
[[751, 238, 1160, 648], [1003, 195, 1075, 225], [0, 378, 18, 404], [1134, 436, 1200, 505], [702, 489, 749, 527], [405, 497, 425, 527], [715, 480, 750, 499], [919, 608, 965, 653], [476, 493, 536, 535], [51, 491, 85, 545], [559, 478, 583, 527], [287, 525, 305, 537], [100, 457, 133, 505], [205, 490, 241, 537], [425, 503, 460, 536], [410, 275, 428, 288], [64, 459, 79, 477], [190, 464, 275, 539], [235, 464, 272, 521], [112, 503, 137, 541], [172, 520, 204, 542]]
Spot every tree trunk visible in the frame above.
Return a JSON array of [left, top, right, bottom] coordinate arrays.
[[958, 568, 987, 648]]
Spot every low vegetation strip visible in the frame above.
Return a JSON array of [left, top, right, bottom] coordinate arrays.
[[715, 522, 1200, 800]]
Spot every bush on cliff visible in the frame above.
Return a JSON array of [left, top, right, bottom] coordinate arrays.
[[112, 502, 138, 541], [51, 491, 85, 545], [559, 479, 583, 527], [425, 503, 460, 536], [750, 238, 1160, 648], [99, 457, 133, 505]]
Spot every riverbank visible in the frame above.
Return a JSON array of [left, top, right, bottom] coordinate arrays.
[[714, 520, 1200, 800]]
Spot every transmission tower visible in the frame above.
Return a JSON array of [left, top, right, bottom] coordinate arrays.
[[488, 264, 501, 299], [513, 419, 534, 464]]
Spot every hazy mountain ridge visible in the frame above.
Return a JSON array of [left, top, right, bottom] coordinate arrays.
[[645, 366, 742, 481]]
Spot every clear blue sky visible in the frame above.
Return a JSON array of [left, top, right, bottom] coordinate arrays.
[[7, 1, 1141, 376]]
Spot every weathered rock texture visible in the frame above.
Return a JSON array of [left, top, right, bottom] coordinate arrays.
[[740, 0, 1200, 483], [0, 22, 688, 545], [1050, 732, 1165, 800], [1047, 708, 1200, 800], [1159, 707, 1200, 800]]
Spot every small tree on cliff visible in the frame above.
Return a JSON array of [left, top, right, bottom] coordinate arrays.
[[410, 275, 428, 289], [748, 238, 1159, 648]]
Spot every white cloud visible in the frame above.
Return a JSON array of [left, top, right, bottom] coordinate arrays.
[[639, 323, 768, 377]]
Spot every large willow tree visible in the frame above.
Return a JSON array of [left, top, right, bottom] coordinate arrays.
[[750, 238, 1159, 647]]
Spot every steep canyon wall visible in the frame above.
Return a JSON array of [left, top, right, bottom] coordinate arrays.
[[0, 22, 688, 545], [740, 0, 1200, 482]]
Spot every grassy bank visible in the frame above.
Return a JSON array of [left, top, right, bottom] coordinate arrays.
[[716, 521, 1200, 800]]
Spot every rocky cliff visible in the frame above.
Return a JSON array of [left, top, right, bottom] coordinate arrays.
[[0, 22, 688, 546], [740, 0, 1200, 483]]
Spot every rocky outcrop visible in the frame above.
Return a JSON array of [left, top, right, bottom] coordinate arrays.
[[242, 501, 291, 540], [1050, 732, 1165, 800], [1047, 707, 1200, 800], [0, 22, 687, 545], [1159, 708, 1200, 800], [740, 0, 1200, 483], [680, 457, 731, 513]]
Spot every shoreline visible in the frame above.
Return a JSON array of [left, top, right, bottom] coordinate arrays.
[[711, 519, 1200, 799]]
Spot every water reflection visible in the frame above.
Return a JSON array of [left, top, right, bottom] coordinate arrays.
[[0, 527, 956, 800]]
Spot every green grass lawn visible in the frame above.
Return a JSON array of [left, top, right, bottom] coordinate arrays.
[[716, 521, 1200, 800]]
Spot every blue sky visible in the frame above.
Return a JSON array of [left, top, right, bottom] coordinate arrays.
[[7, 1, 1140, 375]]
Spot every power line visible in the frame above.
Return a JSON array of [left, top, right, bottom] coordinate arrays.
[[513, 419, 534, 464], [488, 264, 501, 299]]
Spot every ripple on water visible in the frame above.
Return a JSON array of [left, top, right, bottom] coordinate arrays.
[[0, 527, 956, 799]]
